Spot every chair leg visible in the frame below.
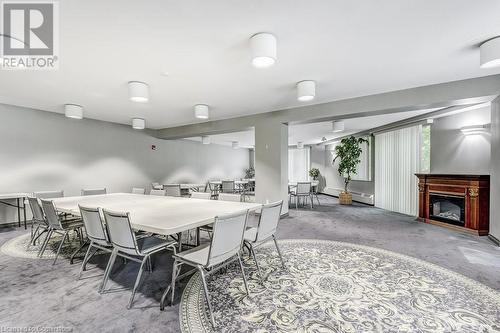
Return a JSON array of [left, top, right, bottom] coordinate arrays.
[[310, 194, 313, 209], [38, 228, 53, 257], [78, 242, 94, 280], [272, 235, 286, 270], [70, 238, 89, 264], [127, 255, 148, 309], [100, 249, 118, 293], [27, 224, 40, 249], [237, 252, 250, 295], [32, 228, 47, 246], [295, 195, 298, 209], [52, 231, 68, 265], [160, 259, 180, 310], [198, 266, 216, 328], [248, 243, 263, 281]]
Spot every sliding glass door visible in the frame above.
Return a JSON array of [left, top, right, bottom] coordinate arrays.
[[374, 125, 422, 216]]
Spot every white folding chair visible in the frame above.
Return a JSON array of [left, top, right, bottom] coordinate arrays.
[[221, 180, 235, 193], [289, 182, 312, 209], [77, 205, 114, 286], [102, 210, 177, 309], [151, 182, 163, 190], [34, 190, 64, 199], [39, 199, 84, 264], [160, 210, 250, 328], [218, 193, 241, 202], [244, 201, 286, 280], [131, 187, 146, 195], [149, 189, 166, 196], [81, 188, 107, 196], [190, 192, 211, 200], [26, 196, 49, 249], [165, 184, 181, 197]]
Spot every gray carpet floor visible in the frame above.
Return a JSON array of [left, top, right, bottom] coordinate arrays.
[[0, 195, 499, 333]]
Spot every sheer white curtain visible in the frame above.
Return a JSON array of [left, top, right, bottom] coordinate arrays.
[[375, 125, 421, 216], [288, 148, 310, 182]]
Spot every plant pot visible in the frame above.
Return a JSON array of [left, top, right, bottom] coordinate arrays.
[[339, 191, 352, 205]]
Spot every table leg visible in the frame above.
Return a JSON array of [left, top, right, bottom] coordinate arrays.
[[23, 198, 27, 229], [17, 198, 21, 228]]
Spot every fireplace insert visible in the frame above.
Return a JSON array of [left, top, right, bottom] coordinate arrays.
[[429, 193, 465, 226]]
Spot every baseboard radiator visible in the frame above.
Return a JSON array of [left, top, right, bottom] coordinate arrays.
[[322, 187, 375, 205]]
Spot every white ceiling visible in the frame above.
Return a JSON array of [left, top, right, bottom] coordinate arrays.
[[1, 0, 500, 129], [186, 108, 440, 147]]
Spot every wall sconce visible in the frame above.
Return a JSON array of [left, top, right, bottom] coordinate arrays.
[[460, 125, 489, 136]]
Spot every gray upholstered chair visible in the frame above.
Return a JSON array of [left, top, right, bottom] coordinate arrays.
[[101, 209, 177, 309], [39, 199, 84, 264], [160, 210, 250, 328], [221, 180, 235, 193], [77, 205, 114, 286], [190, 192, 211, 200], [131, 187, 146, 195], [218, 193, 241, 202], [164, 184, 181, 197], [208, 181, 220, 198], [149, 189, 166, 196], [81, 188, 107, 196], [289, 182, 313, 209], [244, 201, 285, 280]]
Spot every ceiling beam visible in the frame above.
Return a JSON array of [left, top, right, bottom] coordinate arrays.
[[153, 74, 500, 140]]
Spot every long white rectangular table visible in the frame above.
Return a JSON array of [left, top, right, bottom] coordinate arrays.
[[0, 192, 30, 229], [51, 193, 261, 236]]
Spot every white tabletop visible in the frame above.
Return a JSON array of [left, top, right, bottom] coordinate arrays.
[[210, 180, 249, 185], [0, 193, 31, 200], [288, 181, 319, 186], [51, 193, 261, 236]]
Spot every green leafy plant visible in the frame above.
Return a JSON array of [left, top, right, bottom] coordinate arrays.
[[309, 168, 320, 180], [332, 136, 369, 193], [244, 167, 255, 179]]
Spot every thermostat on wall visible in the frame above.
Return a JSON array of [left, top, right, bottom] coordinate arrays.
[[151, 145, 157, 150]]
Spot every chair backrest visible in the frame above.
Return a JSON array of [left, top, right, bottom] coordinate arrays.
[[208, 182, 219, 192], [164, 184, 181, 197], [102, 210, 139, 256], [151, 182, 163, 190], [131, 187, 145, 195], [150, 189, 166, 196], [207, 210, 248, 267], [297, 182, 311, 194], [40, 199, 62, 229], [34, 190, 64, 199], [79, 205, 111, 246], [221, 180, 235, 193], [255, 200, 283, 242], [190, 192, 211, 200], [218, 193, 241, 202], [81, 188, 106, 196], [27, 196, 45, 222]]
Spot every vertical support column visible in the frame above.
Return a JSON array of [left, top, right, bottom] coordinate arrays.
[[254, 121, 289, 215], [490, 96, 500, 244]]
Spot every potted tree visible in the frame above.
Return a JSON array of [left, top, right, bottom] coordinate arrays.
[[309, 168, 320, 180], [332, 136, 368, 205]]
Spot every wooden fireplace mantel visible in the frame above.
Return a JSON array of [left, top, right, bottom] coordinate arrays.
[[415, 174, 490, 235]]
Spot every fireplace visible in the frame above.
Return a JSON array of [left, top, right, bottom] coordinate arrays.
[[429, 193, 465, 226], [415, 174, 490, 235]]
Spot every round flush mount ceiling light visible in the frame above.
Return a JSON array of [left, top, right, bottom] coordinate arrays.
[[232, 141, 239, 149], [128, 81, 149, 103], [194, 104, 209, 119], [480, 37, 500, 69], [297, 80, 316, 101], [132, 118, 145, 130], [64, 104, 83, 119], [201, 136, 210, 145], [250, 33, 277, 68], [332, 121, 345, 132], [297, 142, 304, 149]]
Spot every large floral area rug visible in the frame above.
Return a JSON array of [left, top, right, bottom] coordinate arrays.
[[180, 239, 500, 333], [0, 232, 84, 259]]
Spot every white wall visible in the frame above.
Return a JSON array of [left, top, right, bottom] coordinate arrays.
[[430, 106, 491, 174], [0, 104, 249, 223]]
